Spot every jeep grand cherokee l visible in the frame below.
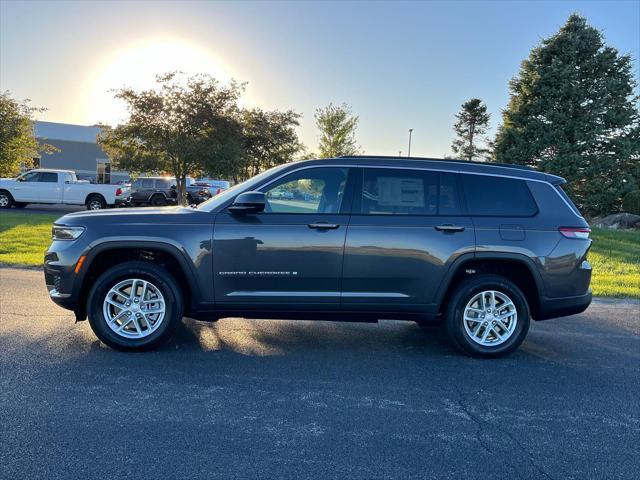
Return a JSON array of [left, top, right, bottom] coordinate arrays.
[[44, 156, 592, 357]]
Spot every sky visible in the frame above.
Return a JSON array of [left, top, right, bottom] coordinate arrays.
[[1, 0, 638, 158]]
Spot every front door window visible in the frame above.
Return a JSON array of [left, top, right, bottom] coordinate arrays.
[[262, 168, 348, 214]]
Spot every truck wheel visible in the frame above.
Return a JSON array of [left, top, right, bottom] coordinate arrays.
[[86, 195, 106, 210], [151, 194, 167, 206], [87, 261, 184, 351], [0, 190, 13, 208], [445, 274, 530, 358]]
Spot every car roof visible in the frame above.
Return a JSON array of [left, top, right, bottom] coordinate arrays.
[[288, 156, 565, 185]]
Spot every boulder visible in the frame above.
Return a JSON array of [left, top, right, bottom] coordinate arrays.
[[591, 213, 640, 230]]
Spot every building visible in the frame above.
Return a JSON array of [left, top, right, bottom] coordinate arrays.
[[34, 121, 129, 184]]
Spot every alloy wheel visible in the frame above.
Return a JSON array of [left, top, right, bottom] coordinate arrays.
[[462, 290, 518, 346], [102, 278, 166, 339]]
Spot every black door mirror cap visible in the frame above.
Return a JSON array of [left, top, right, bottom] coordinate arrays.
[[229, 191, 266, 214]]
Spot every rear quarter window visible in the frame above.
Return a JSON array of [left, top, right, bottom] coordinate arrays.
[[461, 174, 538, 217]]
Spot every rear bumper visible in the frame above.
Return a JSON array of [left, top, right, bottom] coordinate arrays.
[[535, 290, 592, 320]]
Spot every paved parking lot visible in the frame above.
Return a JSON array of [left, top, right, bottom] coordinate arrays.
[[1, 267, 638, 479]]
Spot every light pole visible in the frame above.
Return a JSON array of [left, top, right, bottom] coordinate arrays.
[[407, 129, 413, 157]]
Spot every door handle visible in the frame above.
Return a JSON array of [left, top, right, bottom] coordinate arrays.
[[435, 224, 465, 232], [308, 223, 340, 229]]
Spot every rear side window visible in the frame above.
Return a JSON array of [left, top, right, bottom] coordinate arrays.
[[360, 169, 461, 215], [38, 172, 58, 182], [141, 179, 154, 189], [461, 174, 537, 216], [555, 185, 582, 216]]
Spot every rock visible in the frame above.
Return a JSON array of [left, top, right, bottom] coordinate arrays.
[[591, 213, 640, 229]]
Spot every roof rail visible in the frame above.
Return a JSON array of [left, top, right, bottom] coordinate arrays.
[[338, 155, 536, 171]]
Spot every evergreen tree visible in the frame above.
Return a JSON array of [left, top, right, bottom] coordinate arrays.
[[494, 14, 640, 216], [451, 98, 491, 161]]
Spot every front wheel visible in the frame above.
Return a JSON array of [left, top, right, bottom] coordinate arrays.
[[87, 261, 184, 351], [446, 274, 530, 358], [0, 190, 13, 208]]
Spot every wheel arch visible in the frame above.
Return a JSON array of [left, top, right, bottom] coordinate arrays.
[[84, 192, 107, 205], [74, 240, 201, 321], [436, 252, 545, 320]]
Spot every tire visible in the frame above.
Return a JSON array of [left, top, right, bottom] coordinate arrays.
[[87, 261, 184, 351], [445, 274, 530, 358], [13, 202, 28, 208], [151, 194, 167, 206], [86, 194, 107, 210], [0, 190, 13, 208]]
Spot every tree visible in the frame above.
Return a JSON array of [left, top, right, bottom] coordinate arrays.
[[221, 108, 304, 182], [98, 73, 244, 204], [451, 98, 491, 161], [315, 103, 361, 158], [0, 91, 56, 177], [493, 14, 640, 216]]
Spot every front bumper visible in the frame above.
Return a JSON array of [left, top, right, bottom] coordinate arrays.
[[535, 290, 592, 320]]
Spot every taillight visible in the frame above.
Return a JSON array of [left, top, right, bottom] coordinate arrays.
[[559, 227, 591, 239], [115, 187, 122, 196]]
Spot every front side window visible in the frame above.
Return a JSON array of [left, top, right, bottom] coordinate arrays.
[[461, 174, 538, 216], [261, 167, 348, 214], [38, 172, 58, 182], [155, 179, 172, 189], [20, 172, 40, 182], [360, 169, 461, 215]]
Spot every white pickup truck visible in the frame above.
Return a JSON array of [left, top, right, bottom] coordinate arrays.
[[0, 169, 130, 210]]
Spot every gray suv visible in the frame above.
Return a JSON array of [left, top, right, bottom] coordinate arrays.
[[44, 156, 592, 357]]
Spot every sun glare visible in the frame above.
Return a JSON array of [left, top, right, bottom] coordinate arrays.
[[85, 39, 233, 126]]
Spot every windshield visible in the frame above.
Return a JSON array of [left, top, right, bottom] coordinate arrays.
[[197, 163, 292, 211]]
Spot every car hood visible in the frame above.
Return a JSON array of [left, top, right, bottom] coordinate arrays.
[[56, 206, 213, 226]]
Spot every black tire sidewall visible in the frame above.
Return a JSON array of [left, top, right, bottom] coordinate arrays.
[[86, 195, 106, 210], [87, 261, 184, 351], [446, 275, 530, 358], [0, 191, 13, 208], [151, 195, 166, 206]]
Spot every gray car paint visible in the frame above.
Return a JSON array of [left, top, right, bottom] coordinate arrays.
[[44, 156, 592, 322]]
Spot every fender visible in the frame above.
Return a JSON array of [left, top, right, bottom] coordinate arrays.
[[433, 251, 546, 308], [74, 238, 203, 316]]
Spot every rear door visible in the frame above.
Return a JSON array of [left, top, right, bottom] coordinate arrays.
[[37, 172, 61, 202], [341, 167, 475, 312], [213, 166, 353, 310]]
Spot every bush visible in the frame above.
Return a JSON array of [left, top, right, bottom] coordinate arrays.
[[623, 191, 640, 215]]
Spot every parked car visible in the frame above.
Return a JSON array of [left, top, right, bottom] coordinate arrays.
[[129, 177, 211, 206], [0, 169, 130, 210], [45, 156, 592, 357]]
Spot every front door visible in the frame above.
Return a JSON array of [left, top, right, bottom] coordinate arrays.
[[342, 167, 475, 312], [12, 171, 42, 202], [214, 166, 353, 310]]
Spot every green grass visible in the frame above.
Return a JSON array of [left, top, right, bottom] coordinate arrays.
[[0, 211, 59, 266], [0, 211, 638, 298], [589, 228, 640, 298]]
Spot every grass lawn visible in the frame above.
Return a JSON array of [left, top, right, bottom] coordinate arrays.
[[0, 211, 638, 298], [0, 211, 59, 266], [589, 228, 640, 298]]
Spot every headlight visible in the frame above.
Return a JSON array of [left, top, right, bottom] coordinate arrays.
[[52, 225, 85, 241]]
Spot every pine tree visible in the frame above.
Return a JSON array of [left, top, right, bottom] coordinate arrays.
[[494, 14, 640, 216], [451, 98, 491, 161]]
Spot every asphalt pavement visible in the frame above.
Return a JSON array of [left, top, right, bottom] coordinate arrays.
[[1, 267, 638, 479]]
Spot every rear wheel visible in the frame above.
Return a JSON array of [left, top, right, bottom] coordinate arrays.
[[86, 195, 106, 210], [87, 261, 184, 351], [446, 274, 530, 358], [151, 194, 167, 206], [0, 190, 13, 208]]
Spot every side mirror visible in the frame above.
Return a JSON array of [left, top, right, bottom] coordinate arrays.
[[228, 191, 266, 214]]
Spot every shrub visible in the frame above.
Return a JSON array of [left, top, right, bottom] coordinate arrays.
[[623, 191, 640, 215]]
